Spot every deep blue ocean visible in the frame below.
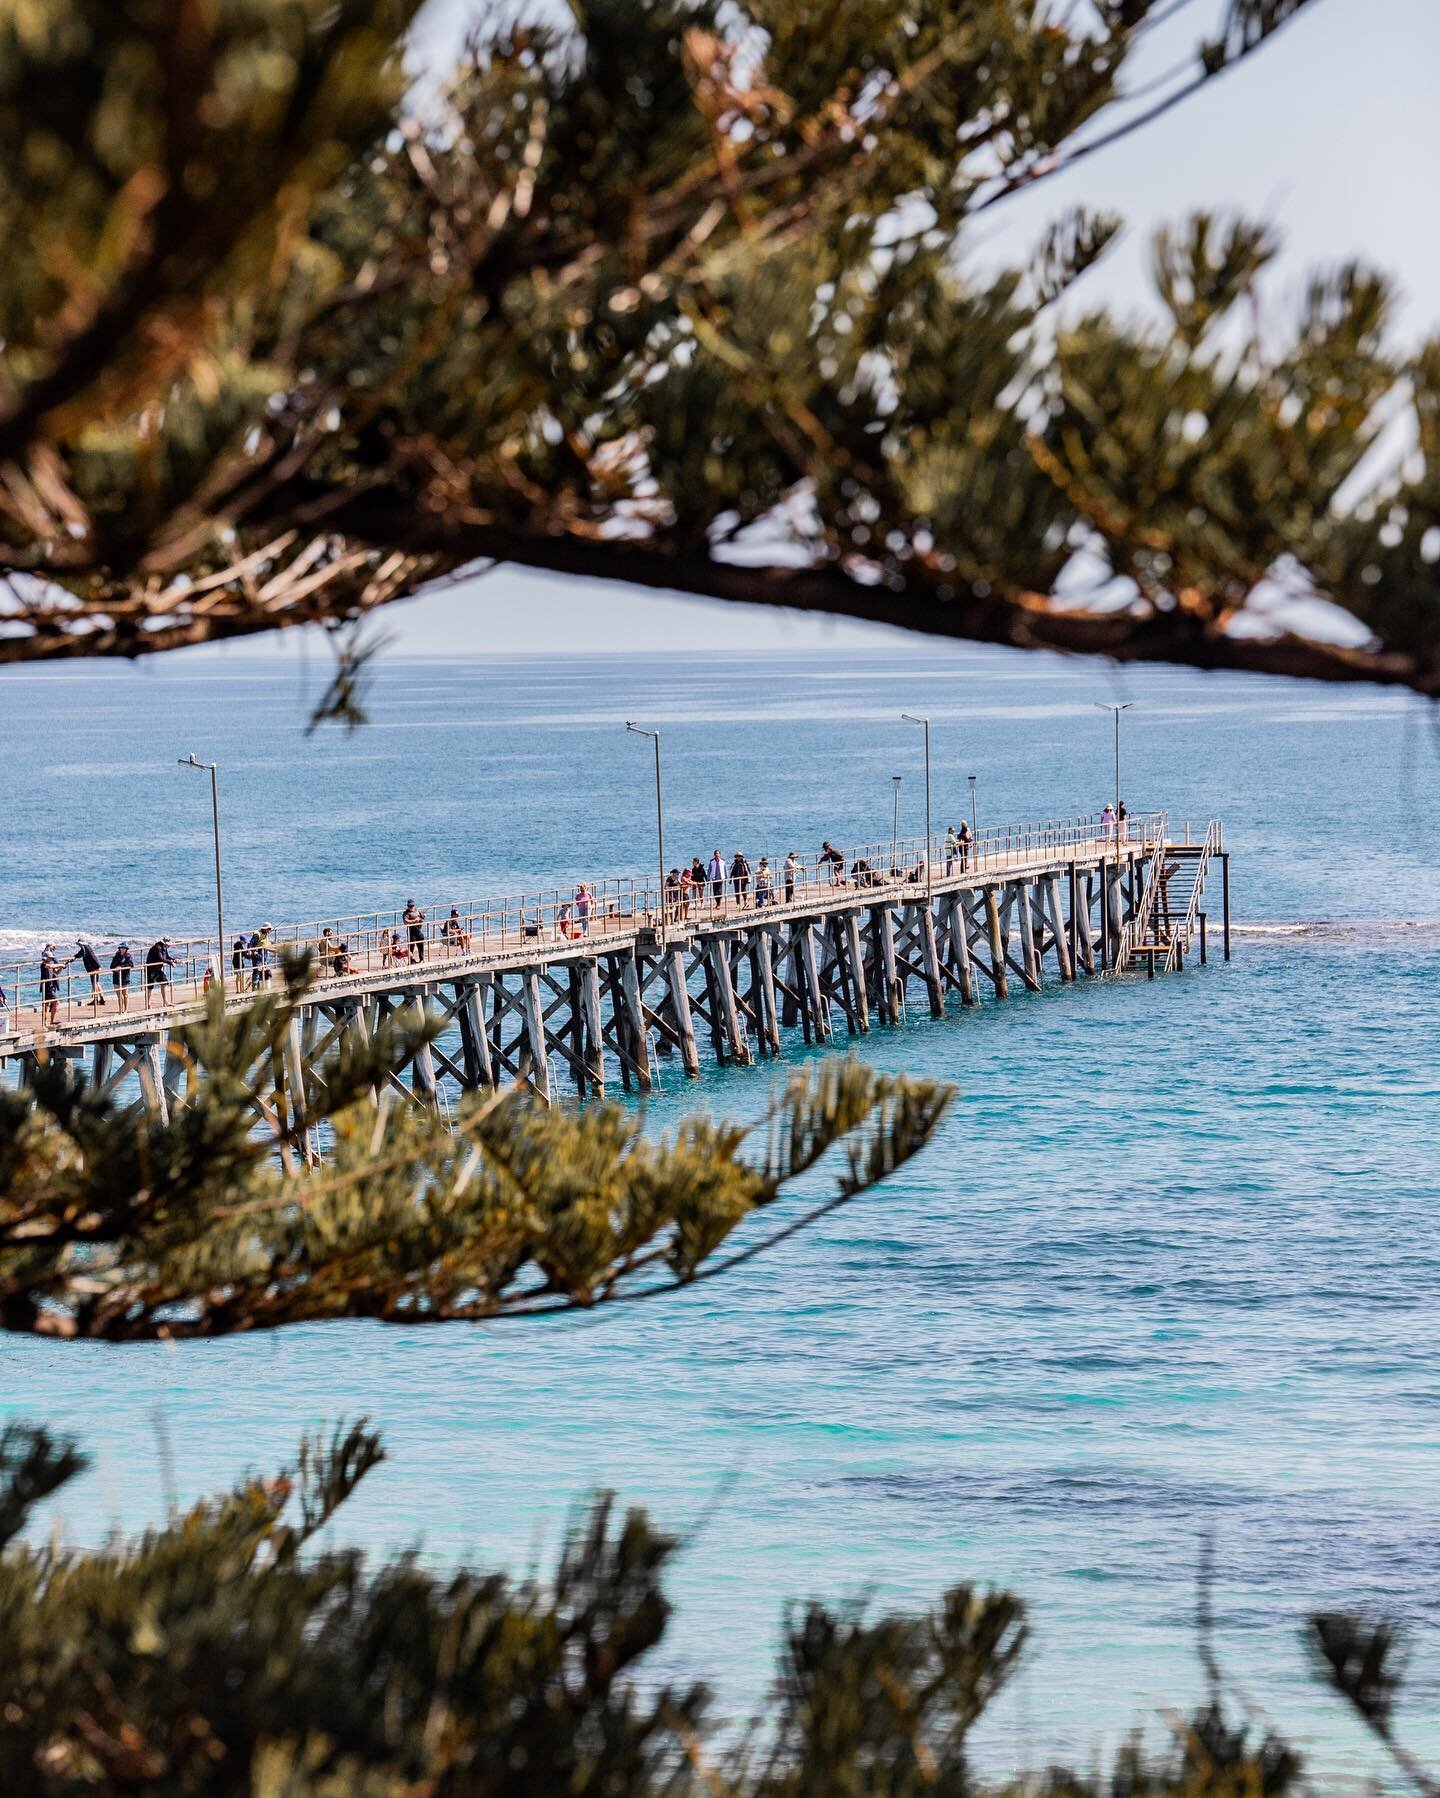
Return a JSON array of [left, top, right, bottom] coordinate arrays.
[[3, 643, 1439, 1786]]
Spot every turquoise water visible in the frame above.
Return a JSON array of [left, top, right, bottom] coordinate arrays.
[[3, 646, 1439, 1784]]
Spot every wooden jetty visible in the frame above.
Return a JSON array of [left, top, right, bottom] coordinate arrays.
[[0, 813, 1227, 1150]]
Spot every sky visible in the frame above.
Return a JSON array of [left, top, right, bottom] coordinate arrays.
[[251, 0, 1440, 661]]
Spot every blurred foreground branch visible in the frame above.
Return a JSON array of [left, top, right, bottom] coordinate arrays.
[[5, 1, 1438, 691], [3, 1415, 1424, 1796], [0, 963, 951, 1340]]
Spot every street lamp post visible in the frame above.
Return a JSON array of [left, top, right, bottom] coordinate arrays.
[[901, 712, 931, 896], [967, 774, 978, 838], [890, 774, 902, 872], [625, 722, 666, 945], [1094, 702, 1133, 813], [178, 753, 225, 991]]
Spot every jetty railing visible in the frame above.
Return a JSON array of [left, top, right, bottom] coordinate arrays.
[[0, 809, 1168, 1037]]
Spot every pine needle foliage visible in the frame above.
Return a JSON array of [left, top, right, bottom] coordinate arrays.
[[3, 0, 1437, 690], [0, 961, 953, 1339], [0, 1415, 1378, 1798]]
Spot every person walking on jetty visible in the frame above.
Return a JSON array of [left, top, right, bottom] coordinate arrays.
[[820, 840, 845, 884], [730, 849, 751, 905], [110, 942, 134, 1013], [708, 849, 725, 909], [39, 945, 62, 1027], [944, 825, 960, 874], [679, 862, 694, 919], [574, 883, 593, 936], [403, 899, 426, 961], [784, 849, 800, 902], [72, 939, 105, 1006], [957, 817, 972, 870], [1101, 802, 1116, 844], [1117, 800, 1129, 845], [230, 937, 249, 992], [664, 868, 682, 923], [690, 857, 707, 913], [144, 938, 176, 1009]]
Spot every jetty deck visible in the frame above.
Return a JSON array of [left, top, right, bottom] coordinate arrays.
[[0, 810, 1228, 1143]]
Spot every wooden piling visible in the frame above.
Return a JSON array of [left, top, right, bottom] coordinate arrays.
[[1098, 861, 1110, 969], [798, 923, 831, 1041], [458, 978, 496, 1089], [137, 1039, 168, 1123], [518, 970, 550, 1100], [580, 961, 606, 1096], [620, 953, 654, 1091], [1047, 874, 1073, 981], [983, 888, 1009, 1001], [283, 1014, 316, 1163], [1014, 881, 1041, 993], [708, 938, 752, 1066], [844, 911, 871, 1031], [410, 994, 439, 1106], [664, 947, 701, 1077], [873, 906, 901, 1024], [946, 896, 976, 1006], [755, 929, 782, 1055], [917, 904, 944, 1017]]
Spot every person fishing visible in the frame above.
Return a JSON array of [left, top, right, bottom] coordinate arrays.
[[72, 939, 105, 1006], [403, 899, 426, 961], [144, 938, 176, 1009]]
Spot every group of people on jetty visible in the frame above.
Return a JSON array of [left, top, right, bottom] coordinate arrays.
[[6, 807, 1134, 1029], [30, 937, 175, 1027], [648, 827, 979, 929]]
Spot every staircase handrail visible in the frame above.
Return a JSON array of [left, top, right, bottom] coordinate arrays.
[[1165, 820, 1219, 970], [1116, 829, 1169, 972]]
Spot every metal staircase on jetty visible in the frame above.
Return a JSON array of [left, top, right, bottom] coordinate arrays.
[[1119, 821, 1222, 973]]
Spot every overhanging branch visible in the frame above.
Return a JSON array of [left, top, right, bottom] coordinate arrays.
[[4, 524, 1435, 695]]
